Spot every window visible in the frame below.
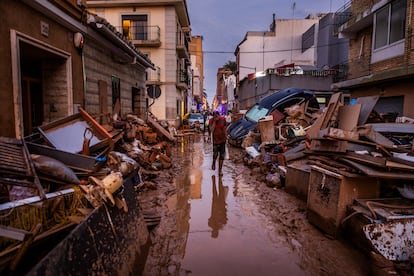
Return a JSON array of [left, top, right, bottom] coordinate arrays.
[[374, 0, 406, 50], [122, 15, 148, 40], [372, 0, 406, 63]]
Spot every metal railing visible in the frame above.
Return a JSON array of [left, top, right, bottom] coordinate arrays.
[[176, 31, 189, 58], [334, 0, 352, 34], [177, 70, 190, 86], [118, 25, 160, 42]]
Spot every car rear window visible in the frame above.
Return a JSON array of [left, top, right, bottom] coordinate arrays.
[[190, 114, 203, 119]]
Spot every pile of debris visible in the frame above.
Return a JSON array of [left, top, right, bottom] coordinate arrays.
[[238, 92, 414, 274], [0, 108, 178, 274]]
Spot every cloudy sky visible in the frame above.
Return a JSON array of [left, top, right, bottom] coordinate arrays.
[[187, 0, 348, 105]]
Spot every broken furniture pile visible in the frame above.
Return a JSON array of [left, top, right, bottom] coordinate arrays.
[[239, 93, 414, 274], [0, 108, 176, 274]]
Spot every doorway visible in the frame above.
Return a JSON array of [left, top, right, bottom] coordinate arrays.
[[16, 37, 71, 136], [21, 77, 43, 135]]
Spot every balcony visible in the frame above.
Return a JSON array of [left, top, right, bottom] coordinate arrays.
[[118, 25, 161, 47], [333, 1, 352, 36], [176, 70, 189, 90], [336, 1, 375, 39], [176, 31, 189, 59], [146, 66, 161, 85]]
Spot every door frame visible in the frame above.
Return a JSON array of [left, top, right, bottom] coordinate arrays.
[[10, 29, 73, 138]]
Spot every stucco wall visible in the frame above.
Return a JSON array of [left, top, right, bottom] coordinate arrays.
[[238, 19, 319, 80]]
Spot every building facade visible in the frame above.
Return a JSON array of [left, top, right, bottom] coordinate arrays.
[[0, 0, 153, 138], [335, 0, 414, 118], [87, 0, 192, 127], [235, 15, 321, 83], [235, 13, 349, 110], [189, 35, 205, 112]]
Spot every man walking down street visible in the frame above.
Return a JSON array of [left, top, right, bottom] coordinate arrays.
[[209, 111, 227, 175]]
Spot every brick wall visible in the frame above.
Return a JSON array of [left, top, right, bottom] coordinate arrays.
[[347, 28, 372, 79], [347, 0, 414, 78], [42, 61, 69, 122]]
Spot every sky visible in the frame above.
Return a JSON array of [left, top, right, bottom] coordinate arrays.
[[186, 0, 348, 105]]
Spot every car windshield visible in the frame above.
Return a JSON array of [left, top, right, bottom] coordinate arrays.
[[245, 104, 269, 123]]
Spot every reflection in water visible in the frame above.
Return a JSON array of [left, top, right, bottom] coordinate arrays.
[[208, 175, 228, 238], [177, 135, 306, 276]]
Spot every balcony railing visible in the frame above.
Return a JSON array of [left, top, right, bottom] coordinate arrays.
[[333, 1, 352, 35], [267, 66, 347, 82], [176, 70, 189, 90], [176, 31, 189, 59], [331, 63, 349, 83], [118, 25, 161, 47]]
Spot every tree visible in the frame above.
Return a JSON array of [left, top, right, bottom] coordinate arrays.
[[223, 60, 236, 74]]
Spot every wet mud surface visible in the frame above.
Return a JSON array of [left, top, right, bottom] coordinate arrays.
[[138, 134, 370, 275]]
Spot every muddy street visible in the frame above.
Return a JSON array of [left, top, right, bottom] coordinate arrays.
[[139, 133, 369, 276]]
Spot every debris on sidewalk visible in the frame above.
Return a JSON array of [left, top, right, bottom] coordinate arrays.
[[234, 92, 414, 274], [0, 108, 177, 274]]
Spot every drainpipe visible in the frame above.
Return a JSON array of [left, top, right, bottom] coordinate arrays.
[[81, 48, 86, 110]]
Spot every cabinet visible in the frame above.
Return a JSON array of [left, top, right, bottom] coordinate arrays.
[[285, 162, 310, 201], [307, 165, 380, 238]]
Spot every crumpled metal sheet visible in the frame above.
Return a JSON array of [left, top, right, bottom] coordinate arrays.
[[363, 219, 414, 261]]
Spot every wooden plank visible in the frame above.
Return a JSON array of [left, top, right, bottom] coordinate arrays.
[[79, 108, 114, 151], [23, 140, 46, 199], [310, 138, 348, 153], [338, 104, 361, 131], [320, 127, 359, 140], [388, 156, 414, 167], [147, 116, 176, 142], [320, 92, 342, 130], [0, 137, 45, 199], [355, 95, 379, 126], [357, 125, 394, 147], [306, 92, 342, 139], [341, 159, 414, 180], [0, 177, 36, 187], [385, 160, 414, 171], [9, 223, 42, 272], [365, 123, 414, 133], [319, 135, 393, 157], [344, 152, 387, 168], [307, 160, 360, 178]]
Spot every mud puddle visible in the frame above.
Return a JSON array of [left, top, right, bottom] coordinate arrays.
[[167, 134, 305, 275]]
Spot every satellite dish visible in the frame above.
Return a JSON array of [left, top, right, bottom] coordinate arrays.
[[147, 85, 161, 99]]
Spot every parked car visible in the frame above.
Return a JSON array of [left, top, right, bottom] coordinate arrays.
[[183, 113, 204, 129], [227, 87, 320, 147]]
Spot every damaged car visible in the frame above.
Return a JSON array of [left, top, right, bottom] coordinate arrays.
[[227, 87, 320, 147]]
